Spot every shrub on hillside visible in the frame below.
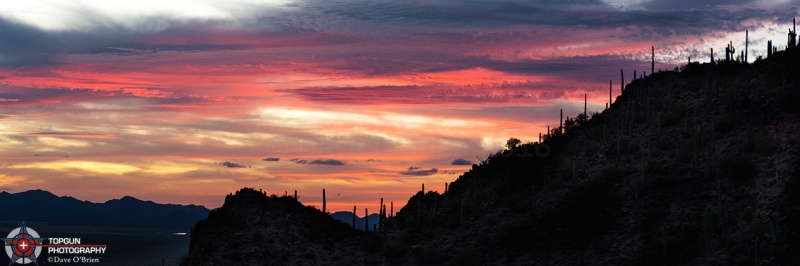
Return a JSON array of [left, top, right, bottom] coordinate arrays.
[[778, 161, 800, 264], [714, 114, 739, 136], [744, 133, 778, 155], [660, 111, 682, 128], [598, 164, 625, 182], [718, 155, 758, 184]]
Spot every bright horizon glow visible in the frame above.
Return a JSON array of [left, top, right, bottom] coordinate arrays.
[[0, 0, 292, 31]]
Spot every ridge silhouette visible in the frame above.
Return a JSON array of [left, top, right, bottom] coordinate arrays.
[[188, 27, 800, 265]]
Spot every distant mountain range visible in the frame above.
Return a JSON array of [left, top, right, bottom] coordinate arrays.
[[330, 211, 381, 231], [0, 189, 209, 230]]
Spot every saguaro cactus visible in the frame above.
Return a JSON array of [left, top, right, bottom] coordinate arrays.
[[789, 18, 797, 48], [443, 183, 448, 211], [431, 195, 438, 227], [651, 46, 655, 74], [560, 109, 563, 134], [620, 69, 624, 94], [322, 189, 326, 213], [352, 205, 356, 229], [365, 208, 369, 231], [381, 204, 389, 235], [725, 41, 735, 62], [608, 80, 612, 109], [745, 30, 748, 62], [418, 184, 423, 217], [768, 40, 773, 58], [711, 48, 714, 63]]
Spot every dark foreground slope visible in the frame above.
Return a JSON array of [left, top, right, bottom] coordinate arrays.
[[388, 48, 800, 265], [189, 47, 800, 265]]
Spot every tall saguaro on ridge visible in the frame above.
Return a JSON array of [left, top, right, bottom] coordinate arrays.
[[790, 18, 798, 48], [584, 94, 587, 118], [620, 69, 624, 94], [322, 189, 326, 213], [768, 40, 773, 58], [745, 30, 749, 62], [560, 109, 563, 134], [711, 48, 714, 64], [651, 46, 654, 74], [608, 80, 612, 109]]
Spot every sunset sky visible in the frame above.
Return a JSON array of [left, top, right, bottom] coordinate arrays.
[[0, 0, 797, 213]]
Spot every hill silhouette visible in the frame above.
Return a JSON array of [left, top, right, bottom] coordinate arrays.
[[188, 40, 800, 265], [386, 45, 800, 265], [188, 188, 371, 265], [0, 189, 209, 230]]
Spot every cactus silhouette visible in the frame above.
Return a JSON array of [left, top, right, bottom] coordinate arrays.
[[789, 18, 797, 48]]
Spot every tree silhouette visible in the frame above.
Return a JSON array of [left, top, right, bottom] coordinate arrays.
[[506, 138, 521, 149]]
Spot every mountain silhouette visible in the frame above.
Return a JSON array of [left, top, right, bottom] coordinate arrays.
[[0, 189, 208, 230], [330, 211, 381, 231], [188, 37, 800, 265]]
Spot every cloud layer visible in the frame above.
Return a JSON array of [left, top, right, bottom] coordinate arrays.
[[400, 167, 439, 176], [0, 0, 797, 212]]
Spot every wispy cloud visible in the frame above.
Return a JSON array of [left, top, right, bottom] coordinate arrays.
[[451, 158, 473, 165], [400, 167, 438, 176], [290, 158, 346, 166], [219, 162, 247, 168], [308, 159, 346, 165]]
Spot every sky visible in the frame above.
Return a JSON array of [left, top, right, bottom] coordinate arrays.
[[0, 0, 797, 214]]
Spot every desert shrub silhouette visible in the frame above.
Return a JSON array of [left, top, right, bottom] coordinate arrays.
[[718, 155, 758, 184]]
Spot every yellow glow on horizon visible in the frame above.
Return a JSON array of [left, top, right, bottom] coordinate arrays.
[[37, 137, 93, 148], [259, 108, 496, 131], [141, 162, 199, 175], [0, 174, 27, 187], [12, 161, 141, 175]]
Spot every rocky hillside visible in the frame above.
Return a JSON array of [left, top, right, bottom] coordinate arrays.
[[388, 46, 800, 265], [188, 46, 800, 265], [187, 188, 370, 265]]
